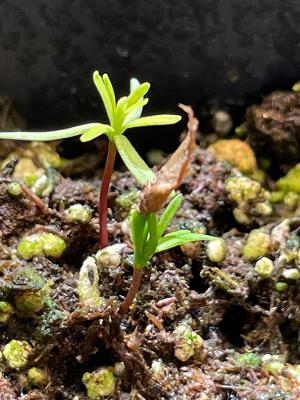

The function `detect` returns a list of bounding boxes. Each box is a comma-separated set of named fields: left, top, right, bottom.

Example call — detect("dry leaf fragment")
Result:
left=140, top=104, right=197, bottom=213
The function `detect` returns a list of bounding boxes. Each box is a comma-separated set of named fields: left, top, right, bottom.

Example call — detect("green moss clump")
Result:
left=225, top=176, right=261, bottom=203
left=206, top=238, right=226, bottom=262
left=235, top=352, right=262, bottom=368
left=17, top=235, right=44, bottom=260
left=7, top=181, right=22, bottom=196
left=36, top=302, right=66, bottom=338
left=41, top=233, right=67, bottom=258
left=225, top=175, right=272, bottom=224
left=13, top=157, right=43, bottom=187
left=95, top=244, right=126, bottom=269
left=17, top=232, right=67, bottom=260
left=277, top=164, right=300, bottom=193
left=3, top=340, right=32, bottom=369
left=27, top=367, right=48, bottom=387
left=82, top=367, right=116, bottom=399
left=254, top=257, right=274, bottom=279
left=12, top=268, right=49, bottom=318
left=0, top=301, right=14, bottom=325
left=65, top=204, right=93, bottom=224
left=243, top=229, right=271, bottom=261
left=173, top=321, right=203, bottom=362
left=20, top=267, right=45, bottom=289
left=275, top=282, right=288, bottom=292
left=14, top=290, right=47, bottom=317
left=115, top=190, right=140, bottom=216
left=282, top=268, right=300, bottom=280
left=262, top=354, right=285, bottom=374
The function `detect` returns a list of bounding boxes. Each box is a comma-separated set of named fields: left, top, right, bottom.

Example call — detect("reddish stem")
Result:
left=20, top=182, right=46, bottom=211
left=118, top=268, right=143, bottom=316
left=99, top=141, right=117, bottom=248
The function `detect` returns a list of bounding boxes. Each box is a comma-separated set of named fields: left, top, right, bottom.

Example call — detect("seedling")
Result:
left=0, top=71, right=181, bottom=248
left=119, top=120, right=216, bottom=315
left=118, top=194, right=215, bottom=316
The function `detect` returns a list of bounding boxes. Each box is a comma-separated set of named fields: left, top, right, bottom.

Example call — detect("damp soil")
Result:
left=1, top=91, right=300, bottom=400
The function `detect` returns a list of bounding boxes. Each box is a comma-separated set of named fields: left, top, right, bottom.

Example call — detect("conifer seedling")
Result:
left=119, top=115, right=216, bottom=316
left=0, top=71, right=181, bottom=248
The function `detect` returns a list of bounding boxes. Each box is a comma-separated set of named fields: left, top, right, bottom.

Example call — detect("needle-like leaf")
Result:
left=123, top=98, right=149, bottom=124
left=80, top=123, right=114, bottom=142
left=144, top=213, right=158, bottom=260
left=0, top=123, right=101, bottom=141
left=103, top=73, right=116, bottom=111
left=131, top=209, right=148, bottom=268
left=114, top=135, right=155, bottom=184
left=123, top=114, right=181, bottom=130
left=93, top=71, right=114, bottom=125
left=127, top=82, right=150, bottom=108
left=157, top=193, right=183, bottom=237
left=114, top=96, right=128, bottom=128
left=156, top=232, right=215, bottom=253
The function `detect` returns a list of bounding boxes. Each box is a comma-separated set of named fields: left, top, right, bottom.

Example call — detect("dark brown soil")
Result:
left=1, top=101, right=300, bottom=399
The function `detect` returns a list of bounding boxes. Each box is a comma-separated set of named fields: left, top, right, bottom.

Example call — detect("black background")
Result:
left=0, top=0, right=299, bottom=149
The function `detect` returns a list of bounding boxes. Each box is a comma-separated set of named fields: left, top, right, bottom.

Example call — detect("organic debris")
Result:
left=1, top=92, right=300, bottom=400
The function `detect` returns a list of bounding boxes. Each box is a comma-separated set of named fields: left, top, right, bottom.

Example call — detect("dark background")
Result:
left=0, top=0, right=300, bottom=150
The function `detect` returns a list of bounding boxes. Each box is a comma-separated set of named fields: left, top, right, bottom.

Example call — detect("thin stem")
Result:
left=99, top=141, right=117, bottom=248
left=118, top=268, right=143, bottom=316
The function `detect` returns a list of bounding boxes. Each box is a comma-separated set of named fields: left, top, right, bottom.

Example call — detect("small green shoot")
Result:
left=132, top=194, right=214, bottom=268
left=118, top=108, right=216, bottom=316
left=0, top=71, right=181, bottom=248
left=119, top=194, right=215, bottom=316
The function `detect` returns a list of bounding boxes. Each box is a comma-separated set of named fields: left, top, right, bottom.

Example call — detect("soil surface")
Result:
left=1, top=91, right=300, bottom=399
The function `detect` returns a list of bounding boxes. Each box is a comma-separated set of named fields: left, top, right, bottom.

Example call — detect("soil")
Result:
left=1, top=92, right=300, bottom=400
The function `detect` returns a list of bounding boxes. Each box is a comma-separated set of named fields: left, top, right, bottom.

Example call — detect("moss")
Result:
left=0, top=301, right=14, bottom=325
left=20, top=267, right=45, bottom=289
left=115, top=190, right=140, bottom=216
left=206, top=267, right=239, bottom=293
left=275, top=282, right=288, bottom=292
left=3, top=340, right=32, bottom=369
left=254, top=257, right=274, bottom=279
left=208, top=139, right=257, bottom=173
left=18, top=232, right=67, bottom=260
left=77, top=257, right=103, bottom=308
left=41, top=233, right=67, bottom=258
left=17, top=235, right=44, bottom=260
left=151, top=359, right=165, bottom=380
left=235, top=352, right=262, bottom=368
left=283, top=191, right=299, bottom=210
left=65, top=204, right=93, bottom=223
left=248, top=168, right=266, bottom=183
left=255, top=202, right=272, bottom=216
left=243, top=229, right=270, bottom=261
left=13, top=157, right=43, bottom=187
left=82, top=367, right=116, bottom=399
left=173, top=321, right=203, bottom=362
left=14, top=290, right=47, bottom=317
left=95, top=244, right=126, bottom=269
left=282, top=268, right=300, bottom=280
left=277, top=164, right=300, bottom=193
left=262, top=354, right=285, bottom=374
left=36, top=303, right=66, bottom=338
left=27, top=367, right=48, bottom=387
left=270, top=191, right=285, bottom=203
left=206, top=238, right=226, bottom=262
left=7, top=181, right=22, bottom=196
left=225, top=176, right=261, bottom=203
left=281, top=236, right=299, bottom=263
